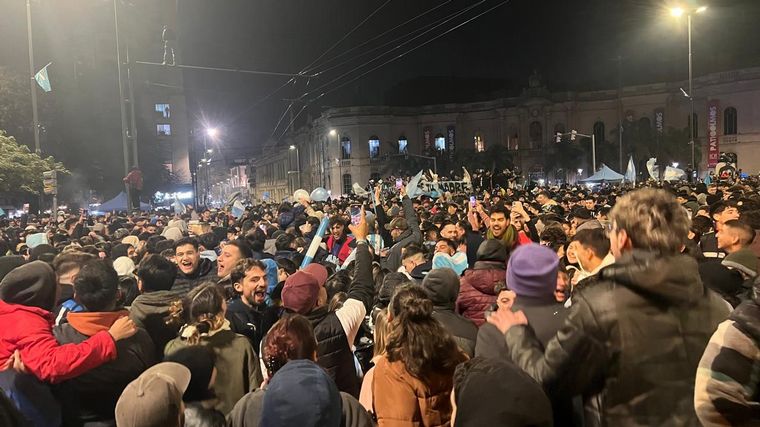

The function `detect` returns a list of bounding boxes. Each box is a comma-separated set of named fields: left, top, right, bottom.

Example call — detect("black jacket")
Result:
left=53, top=313, right=155, bottom=426
left=424, top=269, right=478, bottom=357
left=384, top=197, right=422, bottom=272
left=226, top=298, right=264, bottom=354
left=173, top=257, right=218, bottom=294
left=506, top=250, right=730, bottom=426
left=304, top=242, right=375, bottom=398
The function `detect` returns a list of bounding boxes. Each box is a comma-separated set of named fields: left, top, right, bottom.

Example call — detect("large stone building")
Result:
left=251, top=67, right=760, bottom=201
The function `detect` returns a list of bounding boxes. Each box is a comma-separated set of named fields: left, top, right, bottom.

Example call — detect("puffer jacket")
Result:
left=456, top=261, right=505, bottom=326
left=372, top=356, right=457, bottom=427
left=172, top=258, right=218, bottom=295
left=506, top=250, right=730, bottom=426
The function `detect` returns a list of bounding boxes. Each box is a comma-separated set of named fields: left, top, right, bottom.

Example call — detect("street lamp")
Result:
left=329, top=129, right=337, bottom=137
left=670, top=4, right=707, bottom=181
left=672, top=162, right=679, bottom=168
left=206, top=127, right=218, bottom=138
left=289, top=145, right=301, bottom=190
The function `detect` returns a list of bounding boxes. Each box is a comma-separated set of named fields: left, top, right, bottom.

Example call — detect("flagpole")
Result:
left=25, top=0, right=40, bottom=154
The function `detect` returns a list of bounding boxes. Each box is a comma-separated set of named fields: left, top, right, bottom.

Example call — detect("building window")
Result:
left=593, top=121, right=605, bottom=143
left=398, top=137, right=408, bottom=154
left=687, top=114, right=699, bottom=139
left=724, top=107, right=737, bottom=135
left=157, top=123, right=171, bottom=136
left=342, top=173, right=352, bottom=195
left=369, top=136, right=380, bottom=159
left=155, top=103, right=170, bottom=118
left=434, top=134, right=446, bottom=151
left=474, top=134, right=485, bottom=152
left=340, top=137, right=351, bottom=159
left=530, top=121, right=543, bottom=145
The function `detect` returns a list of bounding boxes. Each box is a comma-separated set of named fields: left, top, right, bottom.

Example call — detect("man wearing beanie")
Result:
left=456, top=240, right=507, bottom=326
left=422, top=268, right=477, bottom=357
left=506, top=244, right=568, bottom=346
left=280, top=210, right=375, bottom=398
left=488, top=188, right=730, bottom=425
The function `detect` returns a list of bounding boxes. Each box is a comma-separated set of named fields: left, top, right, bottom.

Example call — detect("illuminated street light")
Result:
left=577, top=169, right=583, bottom=175
left=329, top=129, right=337, bottom=137
left=289, top=145, right=296, bottom=150
left=206, top=148, right=213, bottom=153
left=696, top=6, right=707, bottom=13
left=670, top=7, right=683, bottom=17
left=672, top=162, right=679, bottom=168
left=206, top=127, right=218, bottom=138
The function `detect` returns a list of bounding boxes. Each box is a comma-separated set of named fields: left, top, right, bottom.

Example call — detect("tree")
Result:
left=0, top=67, right=55, bottom=151
left=0, top=130, right=68, bottom=194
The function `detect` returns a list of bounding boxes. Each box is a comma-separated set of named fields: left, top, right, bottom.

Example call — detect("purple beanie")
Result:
left=506, top=243, right=559, bottom=302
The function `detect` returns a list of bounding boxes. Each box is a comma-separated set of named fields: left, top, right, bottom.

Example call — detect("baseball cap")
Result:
left=115, top=362, right=191, bottom=427
left=384, top=217, right=409, bottom=231
left=303, top=263, right=328, bottom=286
left=281, top=271, right=321, bottom=315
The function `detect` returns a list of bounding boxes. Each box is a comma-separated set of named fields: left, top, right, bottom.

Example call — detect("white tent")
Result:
left=580, top=164, right=624, bottom=182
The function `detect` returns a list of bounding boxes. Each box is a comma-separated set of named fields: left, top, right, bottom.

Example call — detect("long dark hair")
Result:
left=385, top=285, right=467, bottom=381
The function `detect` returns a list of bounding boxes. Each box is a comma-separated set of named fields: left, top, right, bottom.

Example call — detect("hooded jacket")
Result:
left=0, top=261, right=117, bottom=384
left=456, top=261, right=505, bottom=326
left=129, top=289, right=184, bottom=359
left=172, top=257, right=218, bottom=294
left=422, top=268, right=477, bottom=357
left=506, top=250, right=730, bottom=426
left=53, top=310, right=156, bottom=426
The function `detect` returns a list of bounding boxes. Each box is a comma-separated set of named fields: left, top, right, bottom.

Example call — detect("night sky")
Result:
left=2, top=0, right=760, bottom=157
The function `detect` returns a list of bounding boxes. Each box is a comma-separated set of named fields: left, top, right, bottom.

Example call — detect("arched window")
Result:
left=368, top=136, right=380, bottom=159
left=434, top=134, right=446, bottom=151
left=687, top=114, right=699, bottom=139
left=342, top=174, right=352, bottom=195
left=398, top=136, right=408, bottom=154
left=593, top=121, right=605, bottom=143
left=724, top=107, right=737, bottom=135
left=340, top=136, right=351, bottom=159
left=530, top=121, right=543, bottom=145
left=474, top=134, right=485, bottom=152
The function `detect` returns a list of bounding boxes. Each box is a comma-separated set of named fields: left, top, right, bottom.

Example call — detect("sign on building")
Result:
left=707, top=100, right=720, bottom=168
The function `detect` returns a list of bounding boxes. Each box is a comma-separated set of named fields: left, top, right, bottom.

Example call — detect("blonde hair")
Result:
left=373, top=309, right=391, bottom=358
left=610, top=188, right=689, bottom=255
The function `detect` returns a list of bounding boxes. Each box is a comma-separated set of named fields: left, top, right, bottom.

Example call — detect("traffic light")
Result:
left=555, top=132, right=562, bottom=143
left=570, top=130, right=577, bottom=141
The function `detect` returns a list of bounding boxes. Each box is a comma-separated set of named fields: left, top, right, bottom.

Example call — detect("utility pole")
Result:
left=25, top=0, right=40, bottom=154
left=113, top=0, right=132, bottom=207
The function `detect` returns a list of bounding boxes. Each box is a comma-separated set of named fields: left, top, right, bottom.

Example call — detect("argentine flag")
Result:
left=34, top=62, right=52, bottom=92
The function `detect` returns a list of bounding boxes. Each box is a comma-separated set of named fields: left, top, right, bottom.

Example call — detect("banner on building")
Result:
left=707, top=100, right=720, bottom=168
left=423, top=127, right=432, bottom=153
left=447, top=126, right=456, bottom=159
left=654, top=108, right=664, bottom=135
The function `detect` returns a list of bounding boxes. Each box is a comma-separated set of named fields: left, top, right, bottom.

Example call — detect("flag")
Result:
left=172, top=199, right=186, bottom=215
left=34, top=62, right=52, bottom=92
left=646, top=158, right=659, bottom=180
left=624, top=156, right=636, bottom=183
left=231, top=200, right=245, bottom=218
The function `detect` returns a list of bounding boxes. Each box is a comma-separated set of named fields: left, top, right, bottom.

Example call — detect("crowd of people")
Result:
left=0, top=173, right=760, bottom=426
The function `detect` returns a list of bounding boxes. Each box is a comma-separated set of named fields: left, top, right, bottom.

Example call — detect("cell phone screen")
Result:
left=469, top=196, right=476, bottom=207
left=395, top=179, right=403, bottom=189
left=350, top=205, right=361, bottom=225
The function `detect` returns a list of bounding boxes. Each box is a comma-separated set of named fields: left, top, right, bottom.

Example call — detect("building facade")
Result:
left=251, top=67, right=760, bottom=201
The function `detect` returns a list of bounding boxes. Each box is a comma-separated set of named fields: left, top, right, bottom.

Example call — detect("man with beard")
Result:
left=217, top=239, right=254, bottom=299
left=226, top=259, right=268, bottom=354
left=487, top=205, right=517, bottom=250
left=172, top=237, right=217, bottom=294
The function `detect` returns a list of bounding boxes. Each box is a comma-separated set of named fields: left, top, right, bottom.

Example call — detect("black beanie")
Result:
left=0, top=261, right=57, bottom=311
left=0, top=256, right=25, bottom=282
left=378, top=272, right=410, bottom=306
left=164, top=346, right=217, bottom=402
left=476, top=240, right=507, bottom=263
left=29, top=244, right=56, bottom=263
